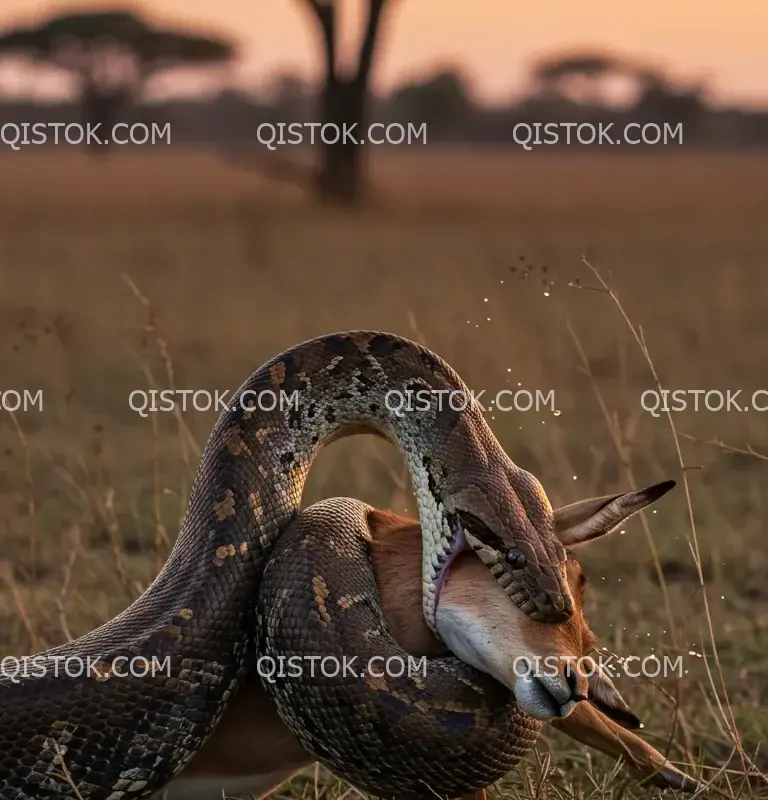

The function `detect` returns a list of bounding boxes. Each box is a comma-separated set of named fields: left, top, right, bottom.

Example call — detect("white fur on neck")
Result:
left=436, top=597, right=575, bottom=721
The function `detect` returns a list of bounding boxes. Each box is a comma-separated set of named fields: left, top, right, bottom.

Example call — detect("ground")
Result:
left=0, top=149, right=766, bottom=798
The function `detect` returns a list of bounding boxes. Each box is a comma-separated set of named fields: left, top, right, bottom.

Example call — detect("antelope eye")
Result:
left=505, top=547, right=527, bottom=569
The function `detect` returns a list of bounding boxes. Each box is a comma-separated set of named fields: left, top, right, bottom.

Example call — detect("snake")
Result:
left=0, top=330, right=572, bottom=799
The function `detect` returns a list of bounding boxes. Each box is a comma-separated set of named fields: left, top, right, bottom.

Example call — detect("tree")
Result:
left=298, top=0, right=394, bottom=206
left=631, top=69, right=707, bottom=139
left=0, top=9, right=234, bottom=153
left=388, top=69, right=473, bottom=137
left=532, top=51, right=619, bottom=106
left=268, top=71, right=313, bottom=120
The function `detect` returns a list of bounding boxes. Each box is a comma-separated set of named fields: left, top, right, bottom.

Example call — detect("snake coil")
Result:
left=0, top=331, right=570, bottom=799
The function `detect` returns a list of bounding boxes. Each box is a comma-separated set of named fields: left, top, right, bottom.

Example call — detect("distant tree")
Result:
left=533, top=51, right=620, bottom=105
left=0, top=9, right=234, bottom=153
left=388, top=69, right=473, bottom=136
left=631, top=70, right=707, bottom=138
left=298, top=0, right=395, bottom=206
left=268, top=71, right=313, bottom=120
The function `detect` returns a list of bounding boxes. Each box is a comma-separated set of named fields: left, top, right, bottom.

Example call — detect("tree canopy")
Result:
left=0, top=9, right=234, bottom=90
left=0, top=8, right=235, bottom=149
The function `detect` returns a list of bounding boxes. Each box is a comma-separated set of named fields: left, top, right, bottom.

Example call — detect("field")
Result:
left=1, top=149, right=767, bottom=798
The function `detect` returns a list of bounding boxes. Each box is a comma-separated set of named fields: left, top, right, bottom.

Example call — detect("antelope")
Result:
left=155, top=493, right=700, bottom=799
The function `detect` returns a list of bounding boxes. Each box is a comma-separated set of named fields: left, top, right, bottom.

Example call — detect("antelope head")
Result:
left=435, top=481, right=675, bottom=722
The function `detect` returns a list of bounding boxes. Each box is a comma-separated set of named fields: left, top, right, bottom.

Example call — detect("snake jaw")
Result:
left=424, top=515, right=468, bottom=631
left=462, top=521, right=572, bottom=623
left=433, top=525, right=468, bottom=606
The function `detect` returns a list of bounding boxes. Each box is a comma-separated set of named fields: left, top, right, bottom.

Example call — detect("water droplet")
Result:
left=486, top=317, right=491, bottom=322
left=483, top=298, right=489, bottom=302
left=543, top=291, right=550, bottom=297
left=572, top=475, right=578, bottom=480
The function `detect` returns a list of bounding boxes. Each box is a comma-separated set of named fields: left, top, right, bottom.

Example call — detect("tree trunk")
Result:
left=313, top=78, right=367, bottom=206
left=82, top=88, right=123, bottom=157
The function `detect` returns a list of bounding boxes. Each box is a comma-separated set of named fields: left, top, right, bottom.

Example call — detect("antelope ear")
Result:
left=586, top=661, right=642, bottom=730
left=553, top=480, right=676, bottom=548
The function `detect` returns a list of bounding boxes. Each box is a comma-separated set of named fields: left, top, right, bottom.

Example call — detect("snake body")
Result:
left=259, top=496, right=541, bottom=799
left=0, top=331, right=570, bottom=799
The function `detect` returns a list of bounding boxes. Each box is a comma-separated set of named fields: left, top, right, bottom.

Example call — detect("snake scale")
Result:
left=258, top=496, right=541, bottom=799
left=0, top=331, right=572, bottom=799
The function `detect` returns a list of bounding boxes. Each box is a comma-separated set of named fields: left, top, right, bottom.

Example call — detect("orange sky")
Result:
left=0, top=0, right=765, bottom=106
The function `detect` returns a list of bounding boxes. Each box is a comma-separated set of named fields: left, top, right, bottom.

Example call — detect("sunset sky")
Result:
left=0, top=0, right=765, bottom=107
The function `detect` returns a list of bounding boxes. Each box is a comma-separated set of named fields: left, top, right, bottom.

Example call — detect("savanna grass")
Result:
left=1, top=148, right=767, bottom=798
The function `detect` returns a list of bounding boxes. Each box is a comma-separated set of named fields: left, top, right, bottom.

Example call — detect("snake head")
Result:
left=445, top=468, right=573, bottom=624
left=445, top=474, right=677, bottom=626
left=458, top=508, right=572, bottom=623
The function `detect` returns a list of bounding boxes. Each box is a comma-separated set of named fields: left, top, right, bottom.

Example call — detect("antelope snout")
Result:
left=513, top=658, right=589, bottom=721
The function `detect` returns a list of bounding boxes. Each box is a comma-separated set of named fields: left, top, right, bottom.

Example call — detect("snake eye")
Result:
left=505, top=547, right=527, bottom=569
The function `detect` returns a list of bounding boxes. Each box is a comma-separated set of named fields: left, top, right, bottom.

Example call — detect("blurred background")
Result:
left=0, top=2, right=766, bottom=798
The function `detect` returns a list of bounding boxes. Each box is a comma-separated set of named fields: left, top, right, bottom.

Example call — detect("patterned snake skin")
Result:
left=258, top=497, right=541, bottom=799
left=0, top=331, right=570, bottom=799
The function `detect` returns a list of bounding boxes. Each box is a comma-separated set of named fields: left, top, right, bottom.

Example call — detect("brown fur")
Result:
left=369, top=508, right=598, bottom=678
left=367, top=508, right=447, bottom=658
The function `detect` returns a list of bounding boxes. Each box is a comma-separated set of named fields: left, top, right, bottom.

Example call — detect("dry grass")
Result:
left=1, top=148, right=767, bottom=798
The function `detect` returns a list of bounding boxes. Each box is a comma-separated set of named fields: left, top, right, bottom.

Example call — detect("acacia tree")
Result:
left=0, top=9, right=234, bottom=152
left=533, top=51, right=619, bottom=106
left=299, top=0, right=393, bottom=206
